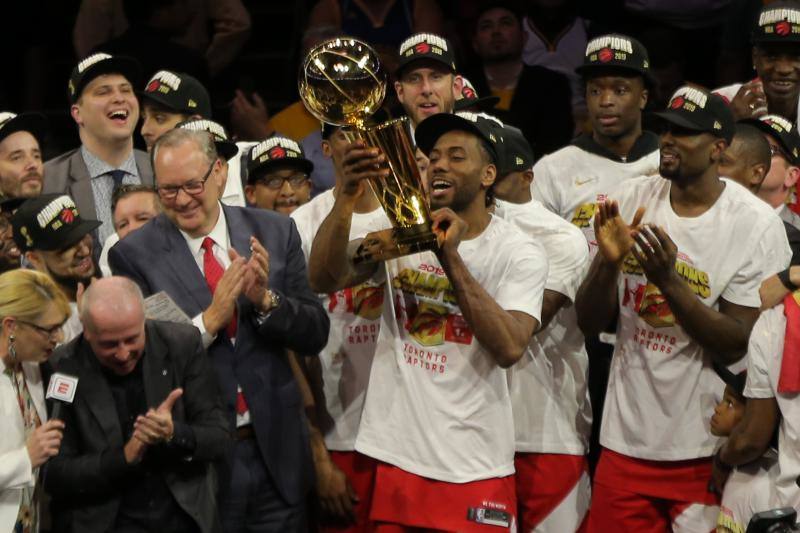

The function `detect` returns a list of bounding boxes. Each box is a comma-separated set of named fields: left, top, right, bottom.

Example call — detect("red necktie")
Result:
left=778, top=292, right=800, bottom=393
left=201, top=237, right=237, bottom=339
left=201, top=237, right=248, bottom=416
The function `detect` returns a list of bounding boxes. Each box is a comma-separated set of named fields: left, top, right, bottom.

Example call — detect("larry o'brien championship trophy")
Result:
left=299, top=37, right=438, bottom=263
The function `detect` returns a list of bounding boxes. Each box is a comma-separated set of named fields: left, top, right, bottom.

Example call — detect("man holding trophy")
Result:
left=302, top=38, right=548, bottom=530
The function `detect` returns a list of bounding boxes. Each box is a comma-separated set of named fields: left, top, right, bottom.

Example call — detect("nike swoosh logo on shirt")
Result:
left=575, top=177, right=597, bottom=186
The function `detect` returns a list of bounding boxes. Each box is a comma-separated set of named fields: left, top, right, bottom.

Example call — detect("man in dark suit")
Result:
left=109, top=127, right=329, bottom=530
left=46, top=276, right=229, bottom=533
left=44, top=53, right=154, bottom=253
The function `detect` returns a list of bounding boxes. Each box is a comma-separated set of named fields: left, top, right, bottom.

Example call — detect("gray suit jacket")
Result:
left=43, top=147, right=154, bottom=221
left=46, top=320, right=229, bottom=533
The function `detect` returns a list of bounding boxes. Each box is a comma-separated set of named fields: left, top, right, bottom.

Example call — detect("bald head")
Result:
left=80, top=276, right=145, bottom=333
left=718, top=124, right=771, bottom=193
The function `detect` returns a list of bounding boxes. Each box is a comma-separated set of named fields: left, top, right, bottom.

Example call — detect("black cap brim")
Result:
left=0, top=113, right=48, bottom=145
left=72, top=56, right=141, bottom=102
left=454, top=95, right=500, bottom=112
left=649, top=110, right=713, bottom=135
left=740, top=118, right=800, bottom=165
left=576, top=64, right=656, bottom=87
left=0, top=197, right=25, bottom=214
left=247, top=158, right=315, bottom=183
left=396, top=56, right=456, bottom=79
left=414, top=113, right=497, bottom=159
left=215, top=140, right=239, bottom=162
left=15, top=218, right=101, bottom=252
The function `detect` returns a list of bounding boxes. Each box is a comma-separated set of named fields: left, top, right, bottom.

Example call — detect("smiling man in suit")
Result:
left=46, top=276, right=229, bottom=533
left=108, top=127, right=329, bottom=530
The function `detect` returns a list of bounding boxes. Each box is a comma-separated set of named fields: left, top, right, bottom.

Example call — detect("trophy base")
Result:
left=353, top=224, right=439, bottom=265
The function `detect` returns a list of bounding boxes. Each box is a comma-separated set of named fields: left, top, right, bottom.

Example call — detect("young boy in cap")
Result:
left=44, top=53, right=152, bottom=249
left=11, top=193, right=102, bottom=344
left=394, top=32, right=462, bottom=129
left=577, top=86, right=792, bottom=532
left=709, top=366, right=778, bottom=533
left=493, top=125, right=592, bottom=532
left=0, top=112, right=48, bottom=200
left=290, top=121, right=389, bottom=529
left=246, top=136, right=314, bottom=216
left=139, top=70, right=212, bottom=151
left=307, top=111, right=548, bottom=530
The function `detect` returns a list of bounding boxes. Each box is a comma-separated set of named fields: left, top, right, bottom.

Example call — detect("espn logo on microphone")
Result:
left=46, top=373, right=78, bottom=403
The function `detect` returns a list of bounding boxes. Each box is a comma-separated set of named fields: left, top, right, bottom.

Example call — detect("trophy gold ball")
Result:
left=299, top=38, right=386, bottom=127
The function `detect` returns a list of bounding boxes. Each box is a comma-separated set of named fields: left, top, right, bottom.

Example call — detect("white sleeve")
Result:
left=494, top=238, right=549, bottom=323
left=289, top=210, right=314, bottom=265
left=0, top=447, right=33, bottom=491
left=723, top=223, right=791, bottom=307
left=531, top=159, right=559, bottom=215
left=543, top=227, right=589, bottom=301
left=192, top=314, right=217, bottom=349
left=744, top=307, right=783, bottom=399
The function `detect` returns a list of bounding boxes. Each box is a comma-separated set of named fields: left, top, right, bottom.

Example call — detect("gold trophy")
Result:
left=299, top=37, right=438, bottom=263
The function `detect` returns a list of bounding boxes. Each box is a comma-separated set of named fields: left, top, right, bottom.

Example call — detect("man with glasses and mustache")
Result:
left=109, top=127, right=329, bottom=529
left=245, top=136, right=314, bottom=215
left=11, top=194, right=102, bottom=346
left=0, top=112, right=47, bottom=201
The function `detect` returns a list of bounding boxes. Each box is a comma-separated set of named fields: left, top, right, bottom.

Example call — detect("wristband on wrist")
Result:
left=778, top=268, right=799, bottom=292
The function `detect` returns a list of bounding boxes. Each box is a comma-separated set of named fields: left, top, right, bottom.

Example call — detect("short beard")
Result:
left=47, top=261, right=98, bottom=298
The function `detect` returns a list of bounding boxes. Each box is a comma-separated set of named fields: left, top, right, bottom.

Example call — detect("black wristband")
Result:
left=778, top=268, right=799, bottom=292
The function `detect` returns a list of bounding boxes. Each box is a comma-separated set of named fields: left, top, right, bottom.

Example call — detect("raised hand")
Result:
left=728, top=80, right=768, bottom=121
left=594, top=200, right=645, bottom=265
left=238, top=237, right=271, bottom=308
left=431, top=208, right=469, bottom=254
left=340, top=140, right=389, bottom=197
left=631, top=225, right=679, bottom=290
left=203, top=254, right=247, bottom=335
left=133, top=388, right=184, bottom=446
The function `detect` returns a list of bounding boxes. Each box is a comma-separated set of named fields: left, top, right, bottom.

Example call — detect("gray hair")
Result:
left=80, top=276, right=145, bottom=332
left=151, top=128, right=219, bottom=172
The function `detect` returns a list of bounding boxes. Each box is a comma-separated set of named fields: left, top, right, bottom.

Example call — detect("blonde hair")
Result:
left=0, top=269, right=70, bottom=325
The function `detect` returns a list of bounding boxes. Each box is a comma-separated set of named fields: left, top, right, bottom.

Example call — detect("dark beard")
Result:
left=47, top=260, right=98, bottom=297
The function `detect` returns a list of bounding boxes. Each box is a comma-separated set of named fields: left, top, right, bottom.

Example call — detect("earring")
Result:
left=8, top=335, right=16, bottom=364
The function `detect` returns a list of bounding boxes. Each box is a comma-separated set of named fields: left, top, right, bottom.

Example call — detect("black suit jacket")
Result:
left=46, top=320, right=229, bottom=533
left=463, top=64, right=574, bottom=158
left=108, top=205, right=329, bottom=505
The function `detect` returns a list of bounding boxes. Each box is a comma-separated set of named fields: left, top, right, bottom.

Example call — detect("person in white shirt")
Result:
left=714, top=292, right=800, bottom=518
left=493, top=124, right=591, bottom=532
left=576, top=85, right=792, bottom=532
left=307, top=112, right=548, bottom=531
left=709, top=366, right=778, bottom=533
left=291, top=122, right=390, bottom=529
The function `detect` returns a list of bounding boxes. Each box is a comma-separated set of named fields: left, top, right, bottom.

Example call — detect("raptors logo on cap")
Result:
left=415, top=42, right=431, bottom=54
left=146, top=80, right=160, bottom=93
left=268, top=146, right=287, bottom=160
left=598, top=48, right=614, bottom=63
left=60, top=208, right=75, bottom=224
left=462, top=86, right=476, bottom=99
left=776, top=20, right=792, bottom=36
left=670, top=96, right=685, bottom=109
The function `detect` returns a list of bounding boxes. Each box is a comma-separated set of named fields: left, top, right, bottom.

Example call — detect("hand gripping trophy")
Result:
left=299, top=37, right=438, bottom=263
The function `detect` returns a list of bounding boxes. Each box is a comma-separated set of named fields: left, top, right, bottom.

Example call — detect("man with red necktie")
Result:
left=109, top=127, right=329, bottom=531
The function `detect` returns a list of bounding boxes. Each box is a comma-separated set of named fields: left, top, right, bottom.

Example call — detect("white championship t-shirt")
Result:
left=497, top=200, right=593, bottom=455
left=532, top=133, right=660, bottom=255
left=745, top=302, right=800, bottom=511
left=602, top=176, right=792, bottom=461
left=291, top=190, right=391, bottom=450
left=354, top=215, right=549, bottom=482
left=717, top=450, right=779, bottom=533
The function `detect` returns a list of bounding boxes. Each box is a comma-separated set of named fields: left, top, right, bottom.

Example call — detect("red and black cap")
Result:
left=68, top=53, right=141, bottom=103
left=247, top=136, right=314, bottom=182
left=752, top=1, right=800, bottom=45
left=11, top=194, right=101, bottom=252
left=141, top=70, right=212, bottom=118
left=176, top=118, right=239, bottom=161
left=397, top=33, right=457, bottom=78
left=415, top=111, right=504, bottom=161
left=576, top=33, right=654, bottom=85
left=497, top=125, right=534, bottom=175
left=0, top=112, right=48, bottom=145
left=651, top=86, right=735, bottom=143
left=453, top=77, right=500, bottom=113
left=742, top=114, right=800, bottom=164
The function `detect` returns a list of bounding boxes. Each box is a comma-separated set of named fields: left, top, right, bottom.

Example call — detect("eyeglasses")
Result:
left=156, top=160, right=215, bottom=200
left=254, top=174, right=310, bottom=190
left=18, top=319, right=64, bottom=340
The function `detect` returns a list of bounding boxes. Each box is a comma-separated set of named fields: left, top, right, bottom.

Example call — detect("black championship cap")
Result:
left=415, top=111, right=503, bottom=161
left=247, top=136, right=314, bottom=181
left=651, top=86, right=735, bottom=143
left=497, top=125, right=534, bottom=175
left=68, top=53, right=141, bottom=103
left=752, top=1, right=800, bottom=45
left=576, top=33, right=654, bottom=85
left=0, top=112, right=48, bottom=145
left=141, top=70, right=212, bottom=118
left=176, top=119, right=239, bottom=161
left=397, top=33, right=457, bottom=77
left=741, top=114, right=800, bottom=164
left=712, top=362, right=747, bottom=397
left=11, top=194, right=101, bottom=252
left=453, top=77, right=500, bottom=113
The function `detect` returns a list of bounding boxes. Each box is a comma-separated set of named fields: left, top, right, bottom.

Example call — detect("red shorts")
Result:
left=515, top=453, right=589, bottom=532
left=369, top=463, right=516, bottom=532
left=320, top=451, right=378, bottom=533
left=588, top=448, right=720, bottom=533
